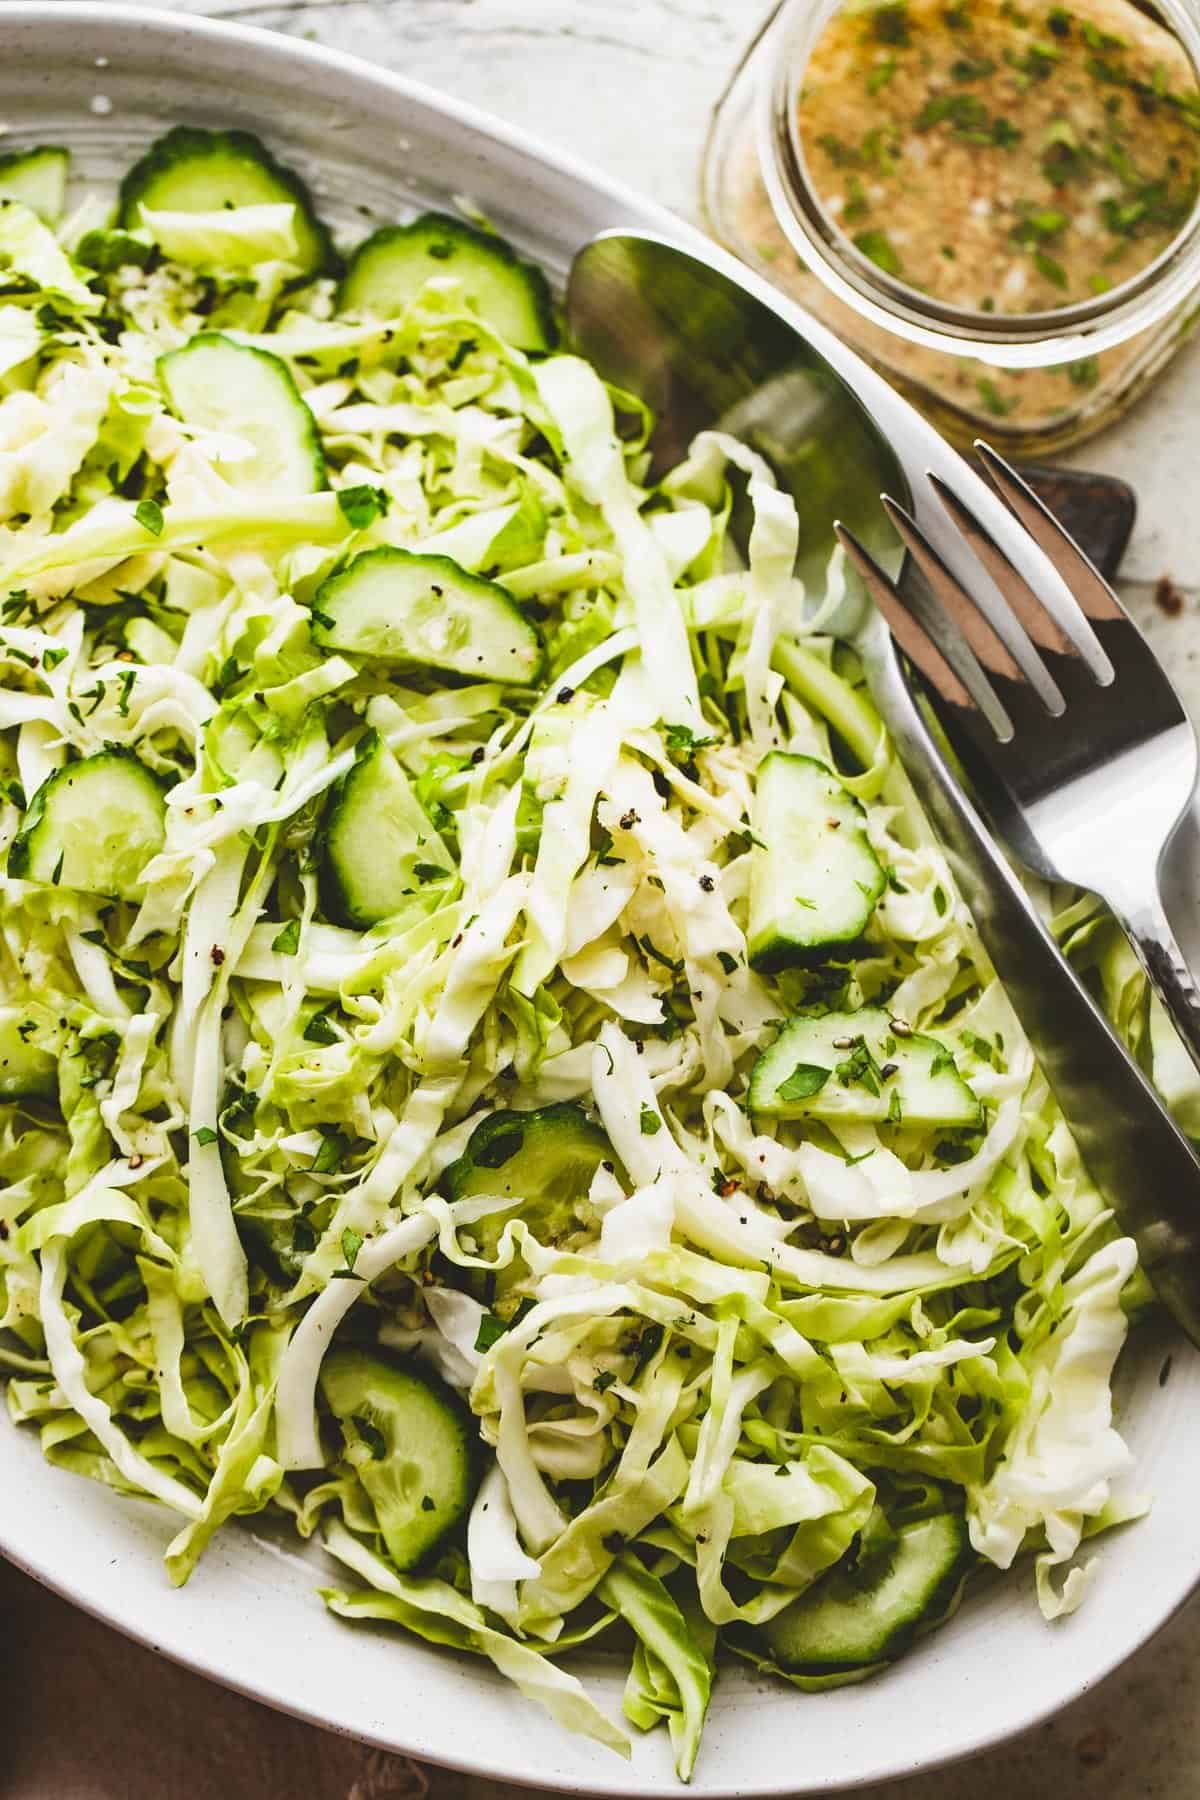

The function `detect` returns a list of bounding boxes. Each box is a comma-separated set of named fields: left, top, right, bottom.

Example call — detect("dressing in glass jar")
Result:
left=703, top=0, right=1200, bottom=452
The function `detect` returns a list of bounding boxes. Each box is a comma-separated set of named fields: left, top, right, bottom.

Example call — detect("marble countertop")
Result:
left=8, top=3, right=1200, bottom=1797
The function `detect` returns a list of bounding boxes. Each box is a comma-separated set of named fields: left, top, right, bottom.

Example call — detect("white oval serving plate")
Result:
left=1, top=7, right=1198, bottom=1793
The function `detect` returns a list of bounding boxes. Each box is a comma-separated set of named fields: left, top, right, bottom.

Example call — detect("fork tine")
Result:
left=881, top=494, right=1064, bottom=717
left=835, top=521, right=1013, bottom=743
left=975, top=441, right=1123, bottom=660
left=927, top=472, right=1088, bottom=669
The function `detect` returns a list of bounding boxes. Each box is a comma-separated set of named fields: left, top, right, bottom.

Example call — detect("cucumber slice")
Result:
left=747, top=753, right=885, bottom=973
left=158, top=332, right=326, bottom=498
left=319, top=1347, right=476, bottom=1571
left=0, top=147, right=69, bottom=223
left=444, top=1102, right=614, bottom=1253
left=762, top=1513, right=970, bottom=1672
left=322, top=730, right=452, bottom=928
left=118, top=126, right=333, bottom=275
left=8, top=750, right=165, bottom=901
left=749, top=1006, right=981, bottom=1128
left=0, top=1004, right=56, bottom=1104
left=311, top=547, right=543, bottom=685
left=339, top=214, right=555, bottom=351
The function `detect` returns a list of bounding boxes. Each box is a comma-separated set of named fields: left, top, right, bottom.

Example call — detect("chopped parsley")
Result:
left=776, top=1062, right=831, bottom=1101
left=853, top=228, right=902, bottom=275
left=272, top=918, right=302, bottom=955
left=336, top=483, right=390, bottom=530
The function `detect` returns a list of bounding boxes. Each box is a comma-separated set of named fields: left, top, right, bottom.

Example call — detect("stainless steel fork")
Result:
left=837, top=443, right=1200, bottom=1078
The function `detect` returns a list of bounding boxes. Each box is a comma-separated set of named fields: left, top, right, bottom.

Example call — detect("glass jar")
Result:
left=702, top=0, right=1200, bottom=454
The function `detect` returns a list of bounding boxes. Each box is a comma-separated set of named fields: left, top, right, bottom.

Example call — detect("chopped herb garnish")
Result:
left=951, top=53, right=996, bottom=79
left=976, top=378, right=1014, bottom=417
left=853, top=228, right=902, bottom=275
left=835, top=1039, right=882, bottom=1097
left=135, top=498, right=164, bottom=536
left=303, top=1010, right=339, bottom=1045
left=2, top=591, right=33, bottom=624
left=192, top=1125, right=219, bottom=1147
left=639, top=934, right=683, bottom=975
left=870, top=3, right=910, bottom=45
left=844, top=175, right=870, bottom=221
left=777, top=1062, right=831, bottom=1101
left=312, top=1128, right=350, bottom=1174
left=272, top=918, right=302, bottom=955
left=336, top=483, right=390, bottom=530
left=475, top=1312, right=508, bottom=1353
left=639, top=1104, right=663, bottom=1136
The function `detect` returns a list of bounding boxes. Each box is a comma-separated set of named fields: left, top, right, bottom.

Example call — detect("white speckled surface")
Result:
left=7, top=4, right=1200, bottom=1797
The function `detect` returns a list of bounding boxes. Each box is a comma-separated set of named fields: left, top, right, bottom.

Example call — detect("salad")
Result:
left=0, top=127, right=1160, bottom=1779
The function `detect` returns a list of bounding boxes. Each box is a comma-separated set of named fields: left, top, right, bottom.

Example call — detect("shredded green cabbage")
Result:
left=0, top=159, right=1170, bottom=1782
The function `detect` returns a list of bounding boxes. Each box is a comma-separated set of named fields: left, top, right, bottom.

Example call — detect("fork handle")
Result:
left=1122, top=893, right=1200, bottom=1082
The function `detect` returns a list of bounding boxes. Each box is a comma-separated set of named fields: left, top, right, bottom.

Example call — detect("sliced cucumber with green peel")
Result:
left=319, top=1347, right=476, bottom=1571
left=444, top=1102, right=614, bottom=1252
left=339, top=214, right=555, bottom=351
left=747, top=753, right=884, bottom=973
left=158, top=332, right=326, bottom=498
left=311, top=547, right=543, bottom=684
left=118, top=126, right=333, bottom=275
left=761, top=1513, right=970, bottom=1672
left=0, top=147, right=69, bottom=223
left=322, top=729, right=452, bottom=928
left=0, top=1004, right=56, bottom=1103
left=749, top=1006, right=981, bottom=1128
left=8, top=750, right=165, bottom=901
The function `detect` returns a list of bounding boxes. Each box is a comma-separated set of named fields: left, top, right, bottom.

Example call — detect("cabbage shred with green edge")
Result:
left=0, top=159, right=1165, bottom=1781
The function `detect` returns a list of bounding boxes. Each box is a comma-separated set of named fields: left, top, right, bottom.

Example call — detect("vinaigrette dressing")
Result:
left=702, top=0, right=1200, bottom=450
left=799, top=0, right=1200, bottom=314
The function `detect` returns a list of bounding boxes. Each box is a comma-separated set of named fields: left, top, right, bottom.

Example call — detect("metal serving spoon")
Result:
left=566, top=229, right=1200, bottom=1342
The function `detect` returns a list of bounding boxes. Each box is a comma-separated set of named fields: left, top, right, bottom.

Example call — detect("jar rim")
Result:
left=758, top=0, right=1200, bottom=368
